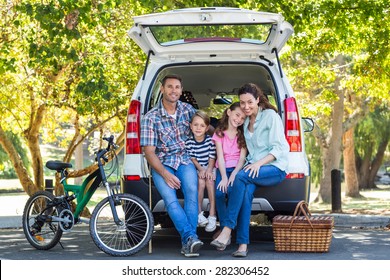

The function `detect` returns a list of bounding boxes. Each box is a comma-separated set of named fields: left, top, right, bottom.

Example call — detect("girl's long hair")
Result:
left=214, top=102, right=246, bottom=149
left=238, top=83, right=277, bottom=112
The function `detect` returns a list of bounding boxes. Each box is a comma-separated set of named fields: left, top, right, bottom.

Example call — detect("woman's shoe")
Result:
left=232, top=250, right=248, bottom=257
left=217, top=237, right=231, bottom=251
left=212, top=229, right=221, bottom=240
left=210, top=238, right=230, bottom=251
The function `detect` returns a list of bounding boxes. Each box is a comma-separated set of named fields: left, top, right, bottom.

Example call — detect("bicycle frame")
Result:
left=62, top=168, right=103, bottom=220
left=60, top=145, right=121, bottom=225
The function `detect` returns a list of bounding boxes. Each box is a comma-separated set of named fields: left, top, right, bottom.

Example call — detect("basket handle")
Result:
left=289, top=200, right=313, bottom=229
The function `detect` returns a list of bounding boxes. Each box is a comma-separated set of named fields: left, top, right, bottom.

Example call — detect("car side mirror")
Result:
left=302, top=117, right=314, bottom=132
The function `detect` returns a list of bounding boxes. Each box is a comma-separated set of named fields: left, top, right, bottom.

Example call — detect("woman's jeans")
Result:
left=224, top=165, right=287, bottom=245
left=152, top=163, right=199, bottom=245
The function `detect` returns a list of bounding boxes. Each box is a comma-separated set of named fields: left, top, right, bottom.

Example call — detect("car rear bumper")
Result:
left=253, top=176, right=311, bottom=213
left=122, top=176, right=310, bottom=215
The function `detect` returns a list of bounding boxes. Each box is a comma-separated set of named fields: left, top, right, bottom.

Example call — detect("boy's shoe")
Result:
left=181, top=236, right=204, bottom=257
left=205, top=216, right=217, bottom=232
left=198, top=212, right=208, bottom=227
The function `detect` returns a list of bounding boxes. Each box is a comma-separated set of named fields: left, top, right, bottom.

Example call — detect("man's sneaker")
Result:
left=205, top=216, right=217, bottom=232
left=198, top=212, right=208, bottom=227
left=181, top=237, right=204, bottom=257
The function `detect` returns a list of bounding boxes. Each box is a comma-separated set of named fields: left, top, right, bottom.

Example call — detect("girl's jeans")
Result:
left=215, top=167, right=235, bottom=228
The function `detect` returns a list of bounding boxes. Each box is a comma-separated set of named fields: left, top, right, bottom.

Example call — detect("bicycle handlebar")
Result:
left=96, top=135, right=118, bottom=163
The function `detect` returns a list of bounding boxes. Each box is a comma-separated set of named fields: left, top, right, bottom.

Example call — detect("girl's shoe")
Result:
left=198, top=212, right=208, bottom=226
left=205, top=216, right=217, bottom=232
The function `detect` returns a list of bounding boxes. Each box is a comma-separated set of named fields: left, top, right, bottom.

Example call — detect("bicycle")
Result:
left=22, top=135, right=154, bottom=257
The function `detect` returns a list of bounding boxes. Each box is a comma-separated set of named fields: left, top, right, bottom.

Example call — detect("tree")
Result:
left=244, top=0, right=390, bottom=202
left=0, top=0, right=145, bottom=196
left=355, top=107, right=390, bottom=189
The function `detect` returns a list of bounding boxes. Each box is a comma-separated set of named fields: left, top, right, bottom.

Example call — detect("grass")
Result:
left=309, top=184, right=390, bottom=215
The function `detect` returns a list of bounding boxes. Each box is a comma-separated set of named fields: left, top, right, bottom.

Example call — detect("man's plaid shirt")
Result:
left=141, top=100, right=196, bottom=170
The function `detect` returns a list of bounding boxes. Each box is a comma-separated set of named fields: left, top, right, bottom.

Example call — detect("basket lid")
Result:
left=273, top=215, right=334, bottom=229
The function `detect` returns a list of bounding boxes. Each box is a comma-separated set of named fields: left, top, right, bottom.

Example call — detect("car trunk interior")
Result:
left=148, top=62, right=279, bottom=115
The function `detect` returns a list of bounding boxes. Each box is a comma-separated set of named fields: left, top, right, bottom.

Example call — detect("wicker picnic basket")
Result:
left=272, top=201, right=334, bottom=253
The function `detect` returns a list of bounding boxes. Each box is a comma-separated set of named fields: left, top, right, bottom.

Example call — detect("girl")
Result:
left=185, top=111, right=217, bottom=232
left=211, top=102, right=247, bottom=242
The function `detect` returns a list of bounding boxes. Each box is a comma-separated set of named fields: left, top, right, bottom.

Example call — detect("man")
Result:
left=141, top=74, right=203, bottom=257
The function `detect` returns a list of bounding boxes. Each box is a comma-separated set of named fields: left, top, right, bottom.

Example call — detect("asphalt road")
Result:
left=1, top=225, right=390, bottom=260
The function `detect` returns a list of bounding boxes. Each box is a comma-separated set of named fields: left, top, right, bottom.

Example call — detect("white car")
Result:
left=121, top=7, right=313, bottom=226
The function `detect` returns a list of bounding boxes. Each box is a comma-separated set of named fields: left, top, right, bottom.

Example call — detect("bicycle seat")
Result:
left=46, top=160, right=73, bottom=171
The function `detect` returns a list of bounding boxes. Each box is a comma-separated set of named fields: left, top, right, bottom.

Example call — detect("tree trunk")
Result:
left=343, top=127, right=360, bottom=197
left=318, top=84, right=344, bottom=203
left=25, top=103, right=46, bottom=191
left=357, top=146, right=373, bottom=189
left=74, top=134, right=83, bottom=185
left=0, top=125, right=37, bottom=196
left=357, top=137, right=389, bottom=189
left=368, top=138, right=389, bottom=188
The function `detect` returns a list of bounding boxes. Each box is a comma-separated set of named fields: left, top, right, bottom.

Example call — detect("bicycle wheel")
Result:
left=90, top=193, right=154, bottom=256
left=22, top=190, right=63, bottom=250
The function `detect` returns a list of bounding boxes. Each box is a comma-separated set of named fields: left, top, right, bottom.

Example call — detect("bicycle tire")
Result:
left=90, top=193, right=154, bottom=256
left=22, top=190, right=63, bottom=250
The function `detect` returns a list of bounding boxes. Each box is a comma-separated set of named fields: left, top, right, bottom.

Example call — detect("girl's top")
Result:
left=185, top=134, right=216, bottom=167
left=211, top=132, right=241, bottom=169
left=243, top=109, right=289, bottom=171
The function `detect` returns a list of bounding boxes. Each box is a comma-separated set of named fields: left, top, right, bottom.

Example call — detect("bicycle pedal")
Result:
left=35, top=235, right=44, bottom=242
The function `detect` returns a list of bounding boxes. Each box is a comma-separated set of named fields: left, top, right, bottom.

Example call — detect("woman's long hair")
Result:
left=214, top=102, right=246, bottom=149
left=238, top=83, right=277, bottom=112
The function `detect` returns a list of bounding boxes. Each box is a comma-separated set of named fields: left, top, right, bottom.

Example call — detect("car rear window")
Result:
left=148, top=23, right=273, bottom=47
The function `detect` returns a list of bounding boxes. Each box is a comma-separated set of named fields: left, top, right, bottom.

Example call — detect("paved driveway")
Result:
left=1, top=225, right=390, bottom=260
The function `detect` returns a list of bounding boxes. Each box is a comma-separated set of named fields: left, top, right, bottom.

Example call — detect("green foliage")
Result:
left=1, top=0, right=145, bottom=140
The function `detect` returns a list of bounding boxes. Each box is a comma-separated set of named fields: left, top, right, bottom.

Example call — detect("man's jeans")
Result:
left=224, top=165, right=287, bottom=244
left=152, top=163, right=199, bottom=245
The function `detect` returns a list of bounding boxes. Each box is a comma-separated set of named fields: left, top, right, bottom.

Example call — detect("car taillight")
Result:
left=284, top=97, right=302, bottom=152
left=286, top=173, right=304, bottom=179
left=124, top=175, right=141, bottom=181
left=126, top=100, right=141, bottom=154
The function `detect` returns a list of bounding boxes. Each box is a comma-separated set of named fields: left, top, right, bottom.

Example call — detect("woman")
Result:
left=210, top=83, right=289, bottom=257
